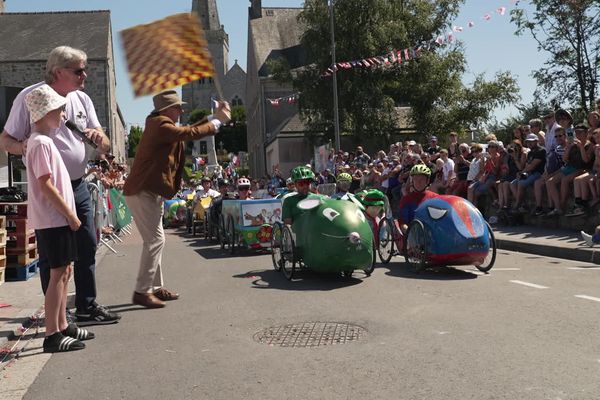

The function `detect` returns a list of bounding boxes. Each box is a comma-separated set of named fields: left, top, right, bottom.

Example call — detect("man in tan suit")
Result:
left=124, top=90, right=230, bottom=308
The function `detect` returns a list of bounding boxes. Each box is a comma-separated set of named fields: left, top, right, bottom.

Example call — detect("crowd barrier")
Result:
left=87, top=176, right=133, bottom=254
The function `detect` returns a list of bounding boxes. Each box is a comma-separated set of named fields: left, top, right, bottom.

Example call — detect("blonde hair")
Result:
left=45, top=46, right=87, bottom=84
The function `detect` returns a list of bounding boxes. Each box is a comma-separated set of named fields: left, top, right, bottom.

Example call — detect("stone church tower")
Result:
left=182, top=0, right=229, bottom=111
left=182, top=0, right=246, bottom=165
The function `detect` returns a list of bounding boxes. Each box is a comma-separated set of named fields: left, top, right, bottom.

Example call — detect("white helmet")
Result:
left=237, top=177, right=251, bottom=188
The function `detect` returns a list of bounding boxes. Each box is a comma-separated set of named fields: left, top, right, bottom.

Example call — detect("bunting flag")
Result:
left=120, top=13, right=215, bottom=97
left=317, top=2, right=518, bottom=79
left=266, top=93, right=300, bottom=107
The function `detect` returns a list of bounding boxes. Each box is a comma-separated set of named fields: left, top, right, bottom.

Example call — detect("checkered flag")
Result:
left=120, top=13, right=215, bottom=97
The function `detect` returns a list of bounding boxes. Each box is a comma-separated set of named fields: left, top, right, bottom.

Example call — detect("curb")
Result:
left=496, top=238, right=600, bottom=265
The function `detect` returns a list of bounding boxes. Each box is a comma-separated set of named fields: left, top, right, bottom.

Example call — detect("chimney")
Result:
left=249, top=0, right=262, bottom=20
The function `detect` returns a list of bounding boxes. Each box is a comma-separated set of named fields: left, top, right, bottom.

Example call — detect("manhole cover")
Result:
left=254, top=322, right=366, bottom=347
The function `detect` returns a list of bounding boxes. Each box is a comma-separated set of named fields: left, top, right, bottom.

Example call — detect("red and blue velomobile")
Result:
left=404, top=195, right=496, bottom=272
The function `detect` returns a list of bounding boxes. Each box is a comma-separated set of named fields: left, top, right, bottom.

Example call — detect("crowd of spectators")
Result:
left=180, top=102, right=600, bottom=224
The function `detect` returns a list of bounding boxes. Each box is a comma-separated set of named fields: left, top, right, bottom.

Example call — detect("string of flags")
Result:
left=266, top=93, right=300, bottom=107
left=266, top=1, right=521, bottom=106
left=322, top=0, right=520, bottom=78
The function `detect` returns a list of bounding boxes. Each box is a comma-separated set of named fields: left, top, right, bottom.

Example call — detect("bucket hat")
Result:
left=25, top=84, right=67, bottom=124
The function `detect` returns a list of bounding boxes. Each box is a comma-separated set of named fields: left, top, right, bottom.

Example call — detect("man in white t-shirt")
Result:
left=0, top=46, right=120, bottom=325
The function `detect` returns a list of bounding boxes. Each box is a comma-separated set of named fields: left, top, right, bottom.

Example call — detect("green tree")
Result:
left=291, top=0, right=519, bottom=146
left=127, top=125, right=143, bottom=158
left=219, top=105, right=247, bottom=153
left=512, top=0, right=600, bottom=113
left=187, top=106, right=248, bottom=153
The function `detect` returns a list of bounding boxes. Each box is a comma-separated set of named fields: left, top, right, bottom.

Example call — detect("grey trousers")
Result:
left=125, top=191, right=165, bottom=293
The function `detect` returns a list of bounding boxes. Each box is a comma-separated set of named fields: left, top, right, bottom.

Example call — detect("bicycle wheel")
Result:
left=281, top=225, right=296, bottom=280
left=475, top=222, right=497, bottom=272
left=378, top=218, right=394, bottom=264
left=271, top=223, right=283, bottom=271
left=405, top=220, right=428, bottom=272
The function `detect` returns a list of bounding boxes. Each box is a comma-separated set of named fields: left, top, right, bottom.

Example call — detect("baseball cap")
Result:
left=25, top=84, right=67, bottom=124
left=408, top=140, right=416, bottom=146
left=525, top=133, right=539, bottom=142
left=430, top=136, right=438, bottom=141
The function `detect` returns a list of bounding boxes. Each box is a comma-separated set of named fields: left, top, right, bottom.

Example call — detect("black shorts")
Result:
left=36, top=226, right=78, bottom=268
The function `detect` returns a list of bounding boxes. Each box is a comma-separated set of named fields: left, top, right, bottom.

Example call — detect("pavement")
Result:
left=0, top=222, right=596, bottom=398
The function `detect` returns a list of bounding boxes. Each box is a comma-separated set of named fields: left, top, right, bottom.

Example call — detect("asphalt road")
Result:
left=19, top=229, right=600, bottom=400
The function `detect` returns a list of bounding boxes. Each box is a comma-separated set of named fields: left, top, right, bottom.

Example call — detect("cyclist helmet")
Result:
left=291, top=165, right=315, bottom=182
left=337, top=172, right=352, bottom=183
left=237, top=177, right=251, bottom=188
left=360, top=189, right=385, bottom=207
left=217, top=179, right=229, bottom=188
left=410, top=164, right=431, bottom=177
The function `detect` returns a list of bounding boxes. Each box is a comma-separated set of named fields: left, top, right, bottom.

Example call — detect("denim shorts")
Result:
left=472, top=175, right=496, bottom=194
left=512, top=171, right=541, bottom=188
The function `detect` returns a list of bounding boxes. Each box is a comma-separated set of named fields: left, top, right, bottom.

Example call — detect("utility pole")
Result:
left=329, top=0, right=341, bottom=152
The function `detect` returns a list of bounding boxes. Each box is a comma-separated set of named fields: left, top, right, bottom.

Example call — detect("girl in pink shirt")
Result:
left=25, top=84, right=94, bottom=352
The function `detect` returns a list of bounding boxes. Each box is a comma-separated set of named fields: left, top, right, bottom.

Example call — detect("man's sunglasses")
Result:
left=238, top=187, right=249, bottom=191
left=66, top=68, right=87, bottom=77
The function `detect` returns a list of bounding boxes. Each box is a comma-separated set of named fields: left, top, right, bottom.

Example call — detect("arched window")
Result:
left=231, top=95, right=243, bottom=106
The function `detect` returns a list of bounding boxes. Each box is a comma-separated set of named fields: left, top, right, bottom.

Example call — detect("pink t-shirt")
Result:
left=26, top=133, right=76, bottom=230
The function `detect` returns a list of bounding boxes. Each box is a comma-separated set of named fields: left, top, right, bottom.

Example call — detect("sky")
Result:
left=5, top=0, right=541, bottom=128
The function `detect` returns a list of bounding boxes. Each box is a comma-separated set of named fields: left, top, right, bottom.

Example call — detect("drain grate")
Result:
left=254, top=322, right=366, bottom=347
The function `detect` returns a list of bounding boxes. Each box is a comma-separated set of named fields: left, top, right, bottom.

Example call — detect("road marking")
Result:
left=509, top=280, right=549, bottom=289
left=574, top=295, right=600, bottom=303
left=567, top=267, right=600, bottom=270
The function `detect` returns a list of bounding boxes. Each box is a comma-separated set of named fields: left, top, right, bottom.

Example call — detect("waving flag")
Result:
left=121, top=13, right=215, bottom=97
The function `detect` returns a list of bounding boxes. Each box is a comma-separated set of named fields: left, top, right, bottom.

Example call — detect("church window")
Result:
left=265, top=9, right=274, bottom=16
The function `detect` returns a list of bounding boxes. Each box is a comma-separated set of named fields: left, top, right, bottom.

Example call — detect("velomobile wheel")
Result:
left=361, top=238, right=376, bottom=276
left=281, top=225, right=296, bottom=280
left=405, top=220, right=428, bottom=272
left=227, top=215, right=236, bottom=255
left=378, top=218, right=394, bottom=264
left=475, top=222, right=496, bottom=272
left=219, top=214, right=228, bottom=250
left=271, top=223, right=283, bottom=271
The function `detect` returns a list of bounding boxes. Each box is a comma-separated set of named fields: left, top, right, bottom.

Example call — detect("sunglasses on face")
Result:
left=238, top=187, right=249, bottom=191
left=555, top=134, right=565, bottom=137
left=67, top=67, right=87, bottom=77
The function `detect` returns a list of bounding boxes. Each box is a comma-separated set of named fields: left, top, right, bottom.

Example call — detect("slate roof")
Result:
left=0, top=11, right=110, bottom=62
left=249, top=8, right=305, bottom=78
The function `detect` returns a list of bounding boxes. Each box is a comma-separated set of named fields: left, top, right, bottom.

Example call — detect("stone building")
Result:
left=182, top=0, right=247, bottom=164
left=0, top=8, right=127, bottom=162
left=246, top=0, right=313, bottom=178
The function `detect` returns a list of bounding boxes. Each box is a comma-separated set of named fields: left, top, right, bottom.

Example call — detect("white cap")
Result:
left=25, top=84, right=66, bottom=124
left=408, top=140, right=417, bottom=146
left=525, top=133, right=539, bottom=142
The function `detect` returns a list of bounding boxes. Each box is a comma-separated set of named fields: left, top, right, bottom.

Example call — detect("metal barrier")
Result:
left=87, top=178, right=133, bottom=254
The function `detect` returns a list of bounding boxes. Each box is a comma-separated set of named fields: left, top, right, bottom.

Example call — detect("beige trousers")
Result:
left=125, top=191, right=165, bottom=293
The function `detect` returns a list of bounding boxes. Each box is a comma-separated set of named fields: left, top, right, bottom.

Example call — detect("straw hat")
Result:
left=152, top=90, right=186, bottom=112
left=25, top=84, right=66, bottom=124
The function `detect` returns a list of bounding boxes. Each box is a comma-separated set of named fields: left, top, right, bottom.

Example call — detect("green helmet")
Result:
left=360, top=189, right=385, bottom=207
left=291, top=166, right=315, bottom=182
left=337, top=172, right=352, bottom=183
left=410, top=164, right=431, bottom=177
